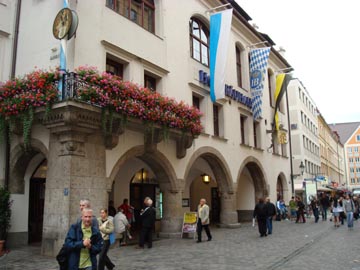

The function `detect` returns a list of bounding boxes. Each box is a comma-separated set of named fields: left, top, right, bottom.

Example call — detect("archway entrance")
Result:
left=189, top=175, right=220, bottom=223
left=184, top=148, right=235, bottom=226
left=129, top=168, right=162, bottom=229
left=276, top=176, right=284, bottom=200
left=237, top=159, right=267, bottom=222
left=28, top=159, right=47, bottom=244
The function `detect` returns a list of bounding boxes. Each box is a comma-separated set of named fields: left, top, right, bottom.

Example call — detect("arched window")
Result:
left=236, top=45, right=243, bottom=88
left=189, top=17, right=209, bottom=66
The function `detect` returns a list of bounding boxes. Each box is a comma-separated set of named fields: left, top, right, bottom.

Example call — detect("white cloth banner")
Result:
left=209, top=9, right=233, bottom=102
left=249, top=47, right=271, bottom=120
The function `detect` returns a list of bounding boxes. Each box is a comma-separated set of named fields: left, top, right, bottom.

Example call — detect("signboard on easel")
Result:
left=181, top=212, right=197, bottom=239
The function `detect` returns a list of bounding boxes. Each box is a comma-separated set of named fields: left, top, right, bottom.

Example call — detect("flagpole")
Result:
left=205, top=3, right=231, bottom=13
left=59, top=0, right=69, bottom=100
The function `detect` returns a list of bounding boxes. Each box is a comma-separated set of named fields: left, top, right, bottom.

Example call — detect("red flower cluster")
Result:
left=75, top=66, right=203, bottom=136
left=0, top=66, right=203, bottom=136
left=0, top=69, right=60, bottom=117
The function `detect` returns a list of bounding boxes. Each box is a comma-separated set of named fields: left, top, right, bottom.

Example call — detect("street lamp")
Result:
left=291, top=161, right=305, bottom=196
left=299, top=161, right=305, bottom=176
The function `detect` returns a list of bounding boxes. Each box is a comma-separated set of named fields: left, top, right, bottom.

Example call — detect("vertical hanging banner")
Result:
left=274, top=73, right=291, bottom=127
left=274, top=73, right=291, bottom=144
left=249, top=47, right=271, bottom=120
left=209, top=9, right=233, bottom=102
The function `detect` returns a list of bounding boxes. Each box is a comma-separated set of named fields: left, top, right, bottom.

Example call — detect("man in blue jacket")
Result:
left=65, top=208, right=103, bottom=270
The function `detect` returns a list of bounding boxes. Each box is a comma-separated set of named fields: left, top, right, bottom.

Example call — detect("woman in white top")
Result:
left=332, top=196, right=342, bottom=227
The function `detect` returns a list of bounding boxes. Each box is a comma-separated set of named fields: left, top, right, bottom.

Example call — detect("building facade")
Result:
left=318, top=114, right=345, bottom=189
left=287, top=79, right=321, bottom=198
left=330, top=122, right=360, bottom=190
left=1, top=0, right=293, bottom=256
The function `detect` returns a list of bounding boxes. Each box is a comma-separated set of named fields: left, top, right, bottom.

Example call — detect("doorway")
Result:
left=28, top=178, right=45, bottom=243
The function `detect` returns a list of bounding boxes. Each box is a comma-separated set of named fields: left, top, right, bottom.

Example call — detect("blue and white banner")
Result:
left=249, top=47, right=271, bottom=120
left=209, top=9, right=232, bottom=102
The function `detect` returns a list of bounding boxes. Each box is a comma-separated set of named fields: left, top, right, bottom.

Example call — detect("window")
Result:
left=190, top=18, right=209, bottom=66
left=357, top=135, right=360, bottom=142
left=213, top=105, right=219, bottom=136
left=348, top=147, right=352, bottom=153
left=253, top=121, right=259, bottom=148
left=357, top=178, right=360, bottom=183
left=144, top=74, right=157, bottom=91
left=192, top=95, right=200, bottom=110
left=355, top=147, right=359, bottom=153
left=106, top=0, right=155, bottom=33
left=236, top=46, right=243, bottom=88
left=351, top=178, right=355, bottom=184
left=106, top=57, right=124, bottom=78
left=240, top=115, right=247, bottom=144
left=268, top=69, right=274, bottom=107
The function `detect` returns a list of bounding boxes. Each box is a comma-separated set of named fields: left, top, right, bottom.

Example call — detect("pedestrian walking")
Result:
left=265, top=197, right=276, bottom=235
left=338, top=196, right=345, bottom=225
left=253, top=198, right=268, bottom=237
left=332, top=196, right=341, bottom=227
left=343, top=194, right=355, bottom=229
left=97, top=209, right=115, bottom=270
left=196, top=198, right=212, bottom=243
left=137, top=197, right=156, bottom=249
left=64, top=208, right=103, bottom=270
left=114, top=208, right=131, bottom=246
left=289, top=197, right=297, bottom=221
left=310, top=197, right=320, bottom=223
left=295, top=196, right=306, bottom=223
left=320, top=193, right=330, bottom=221
left=78, top=199, right=99, bottom=228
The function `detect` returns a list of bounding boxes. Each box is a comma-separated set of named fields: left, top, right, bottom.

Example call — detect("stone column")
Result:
left=220, top=192, right=240, bottom=228
left=159, top=183, right=183, bottom=238
left=40, top=102, right=108, bottom=256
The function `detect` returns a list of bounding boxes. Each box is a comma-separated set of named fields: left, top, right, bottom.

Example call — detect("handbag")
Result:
left=109, top=232, right=115, bottom=245
left=56, top=245, right=68, bottom=270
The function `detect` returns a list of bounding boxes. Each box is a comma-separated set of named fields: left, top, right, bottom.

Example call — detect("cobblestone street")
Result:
left=4, top=217, right=360, bottom=270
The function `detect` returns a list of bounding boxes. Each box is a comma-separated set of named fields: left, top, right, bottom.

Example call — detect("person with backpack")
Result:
left=295, top=196, right=306, bottom=223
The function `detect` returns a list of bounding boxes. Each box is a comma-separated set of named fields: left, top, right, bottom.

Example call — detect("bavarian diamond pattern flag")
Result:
left=249, top=47, right=271, bottom=120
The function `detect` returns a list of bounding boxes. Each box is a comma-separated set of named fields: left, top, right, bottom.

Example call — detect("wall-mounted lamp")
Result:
left=201, top=174, right=210, bottom=184
left=299, top=161, right=305, bottom=175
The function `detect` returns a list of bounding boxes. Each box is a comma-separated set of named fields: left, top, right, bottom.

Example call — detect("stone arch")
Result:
left=9, top=138, right=48, bottom=193
left=237, top=156, right=268, bottom=199
left=184, top=146, right=234, bottom=194
left=184, top=147, right=237, bottom=225
left=276, top=172, right=289, bottom=201
left=109, top=145, right=184, bottom=234
left=236, top=156, right=268, bottom=222
left=109, top=145, right=178, bottom=191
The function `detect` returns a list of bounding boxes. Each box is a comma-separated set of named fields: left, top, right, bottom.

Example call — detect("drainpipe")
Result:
left=5, top=0, right=22, bottom=189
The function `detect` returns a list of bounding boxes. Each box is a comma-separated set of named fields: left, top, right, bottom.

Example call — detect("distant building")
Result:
left=330, top=122, right=360, bottom=190
left=287, top=79, right=321, bottom=197
left=318, top=114, right=345, bottom=189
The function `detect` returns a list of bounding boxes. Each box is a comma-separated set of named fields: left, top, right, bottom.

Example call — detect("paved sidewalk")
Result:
left=4, top=218, right=360, bottom=270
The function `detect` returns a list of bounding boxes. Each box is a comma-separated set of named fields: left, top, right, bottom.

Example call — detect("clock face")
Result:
left=53, top=8, right=73, bottom=40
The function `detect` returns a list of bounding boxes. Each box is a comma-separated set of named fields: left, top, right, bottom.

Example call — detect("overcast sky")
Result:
left=236, top=0, right=360, bottom=124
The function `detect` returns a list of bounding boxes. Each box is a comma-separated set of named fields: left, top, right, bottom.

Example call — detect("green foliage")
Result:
left=0, top=186, right=12, bottom=240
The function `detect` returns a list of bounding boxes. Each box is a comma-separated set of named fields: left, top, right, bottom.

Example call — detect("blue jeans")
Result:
left=313, top=208, right=319, bottom=223
left=321, top=207, right=328, bottom=220
left=266, top=217, right=273, bottom=234
left=347, top=212, right=354, bottom=227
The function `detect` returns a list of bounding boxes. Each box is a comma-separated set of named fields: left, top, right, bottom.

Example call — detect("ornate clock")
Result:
left=52, top=8, right=73, bottom=40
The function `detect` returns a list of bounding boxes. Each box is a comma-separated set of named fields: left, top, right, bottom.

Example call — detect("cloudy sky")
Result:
left=236, top=0, right=360, bottom=124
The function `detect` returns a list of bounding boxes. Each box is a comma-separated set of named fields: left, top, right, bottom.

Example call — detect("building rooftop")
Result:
left=329, top=122, right=360, bottom=145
